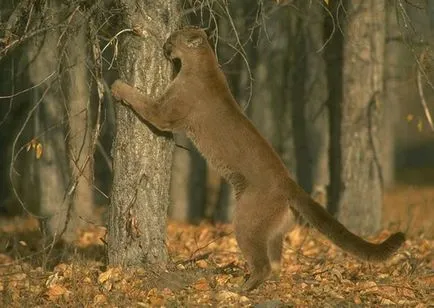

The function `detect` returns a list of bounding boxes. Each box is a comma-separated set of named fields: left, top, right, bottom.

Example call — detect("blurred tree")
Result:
left=324, top=0, right=344, bottom=215
left=382, top=0, right=407, bottom=188
left=291, top=0, right=329, bottom=204
left=8, top=1, right=97, bottom=241
left=25, top=3, right=71, bottom=239
left=337, top=0, right=386, bottom=234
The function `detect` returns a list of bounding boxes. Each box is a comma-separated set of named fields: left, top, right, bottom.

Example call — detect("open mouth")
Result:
left=171, top=58, right=181, bottom=79
left=163, top=41, right=181, bottom=79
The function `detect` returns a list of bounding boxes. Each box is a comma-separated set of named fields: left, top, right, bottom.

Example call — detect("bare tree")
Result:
left=323, top=0, right=344, bottom=214
left=24, top=2, right=72, bottom=240
left=108, top=0, right=181, bottom=266
left=382, top=0, right=405, bottom=188
left=64, top=13, right=96, bottom=236
left=337, top=0, right=386, bottom=234
left=303, top=0, right=329, bottom=204
left=0, top=1, right=109, bottom=244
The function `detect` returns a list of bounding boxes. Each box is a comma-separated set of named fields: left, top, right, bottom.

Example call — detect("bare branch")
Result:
left=416, top=47, right=434, bottom=131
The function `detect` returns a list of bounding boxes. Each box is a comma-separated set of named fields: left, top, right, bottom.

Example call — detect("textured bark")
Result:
left=324, top=1, right=344, bottom=215
left=170, top=136, right=207, bottom=223
left=303, top=2, right=329, bottom=204
left=25, top=3, right=71, bottom=238
left=290, top=13, right=310, bottom=191
left=188, top=142, right=207, bottom=223
left=169, top=134, right=191, bottom=221
left=21, top=4, right=96, bottom=241
left=338, top=0, right=386, bottom=235
left=248, top=9, right=297, bottom=176
left=108, top=0, right=180, bottom=266
left=382, top=0, right=404, bottom=188
left=64, top=14, right=95, bottom=239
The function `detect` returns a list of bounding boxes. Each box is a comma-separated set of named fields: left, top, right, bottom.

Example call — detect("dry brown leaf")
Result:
left=193, top=277, right=210, bottom=291
left=147, top=288, right=165, bottom=306
left=354, top=294, right=362, bottom=304
left=196, top=259, right=208, bottom=269
left=45, top=272, right=62, bottom=287
left=93, top=294, right=107, bottom=305
left=46, top=285, right=70, bottom=301
left=379, top=296, right=396, bottom=305
left=35, top=143, right=43, bottom=159
left=98, top=268, right=121, bottom=284
left=216, top=290, right=240, bottom=301
left=417, top=275, right=434, bottom=287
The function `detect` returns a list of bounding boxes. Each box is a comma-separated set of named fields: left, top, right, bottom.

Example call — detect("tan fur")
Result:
left=111, top=27, right=405, bottom=291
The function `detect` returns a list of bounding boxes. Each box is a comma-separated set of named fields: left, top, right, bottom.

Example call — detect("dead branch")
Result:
left=416, top=47, right=434, bottom=131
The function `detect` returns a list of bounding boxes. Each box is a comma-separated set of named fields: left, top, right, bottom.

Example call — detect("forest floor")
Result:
left=0, top=181, right=433, bottom=307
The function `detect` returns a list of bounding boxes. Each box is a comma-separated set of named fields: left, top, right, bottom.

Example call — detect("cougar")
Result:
left=111, top=27, right=405, bottom=291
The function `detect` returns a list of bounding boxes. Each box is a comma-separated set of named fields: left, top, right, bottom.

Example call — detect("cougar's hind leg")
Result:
left=268, top=232, right=284, bottom=280
left=268, top=208, right=296, bottom=280
left=235, top=225, right=271, bottom=291
left=234, top=202, right=272, bottom=291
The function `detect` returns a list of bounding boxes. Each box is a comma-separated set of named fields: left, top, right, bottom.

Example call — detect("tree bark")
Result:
left=187, top=142, right=207, bottom=223
left=25, top=3, right=71, bottom=239
left=64, top=13, right=96, bottom=239
left=324, top=0, right=344, bottom=215
left=108, top=0, right=180, bottom=266
left=338, top=0, right=386, bottom=235
left=248, top=8, right=297, bottom=176
left=303, top=1, right=329, bottom=204
left=382, top=0, right=404, bottom=188
left=169, top=134, right=191, bottom=222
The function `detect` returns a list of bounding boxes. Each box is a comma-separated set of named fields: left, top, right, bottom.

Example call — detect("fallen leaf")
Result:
left=193, top=277, right=210, bottom=291
left=46, top=285, right=70, bottom=301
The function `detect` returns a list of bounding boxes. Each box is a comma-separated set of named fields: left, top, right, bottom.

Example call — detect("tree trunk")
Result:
left=64, top=14, right=95, bottom=240
left=338, top=0, right=386, bottom=235
left=248, top=8, right=297, bottom=176
left=382, top=0, right=404, bottom=189
left=108, top=0, right=180, bottom=266
left=324, top=0, right=344, bottom=215
left=25, top=3, right=71, bottom=239
left=169, top=134, right=191, bottom=222
left=303, top=1, right=329, bottom=204
left=188, top=142, right=207, bottom=223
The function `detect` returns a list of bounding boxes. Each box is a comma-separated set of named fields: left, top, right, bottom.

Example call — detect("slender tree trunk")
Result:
left=290, top=13, right=310, bottom=192
left=169, top=134, right=191, bottom=222
left=338, top=0, right=386, bottom=235
left=324, top=0, right=344, bottom=215
left=108, top=0, right=180, bottom=266
left=382, top=0, right=409, bottom=188
left=248, top=9, right=297, bottom=175
left=64, top=14, right=95, bottom=239
left=304, top=1, right=329, bottom=204
left=188, top=142, right=207, bottom=223
left=25, top=3, right=71, bottom=239
left=170, top=136, right=207, bottom=223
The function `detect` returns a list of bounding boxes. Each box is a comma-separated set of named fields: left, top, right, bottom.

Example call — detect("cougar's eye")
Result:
left=185, top=35, right=203, bottom=48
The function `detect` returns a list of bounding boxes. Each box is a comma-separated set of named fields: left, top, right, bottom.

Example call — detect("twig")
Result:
left=0, top=72, right=56, bottom=99
left=416, top=48, right=434, bottom=131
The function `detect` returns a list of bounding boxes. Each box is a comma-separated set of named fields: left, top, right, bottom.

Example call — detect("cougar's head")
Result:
left=163, top=27, right=210, bottom=61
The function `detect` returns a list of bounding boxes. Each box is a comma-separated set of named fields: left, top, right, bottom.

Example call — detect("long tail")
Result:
left=292, top=197, right=405, bottom=261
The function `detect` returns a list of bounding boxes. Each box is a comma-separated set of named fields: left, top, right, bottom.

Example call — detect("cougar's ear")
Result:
left=185, top=35, right=203, bottom=48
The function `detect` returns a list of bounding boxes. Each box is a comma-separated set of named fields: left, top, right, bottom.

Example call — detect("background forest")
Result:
left=0, top=0, right=433, bottom=306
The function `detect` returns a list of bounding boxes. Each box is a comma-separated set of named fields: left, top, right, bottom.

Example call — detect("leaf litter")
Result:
left=0, top=196, right=432, bottom=307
